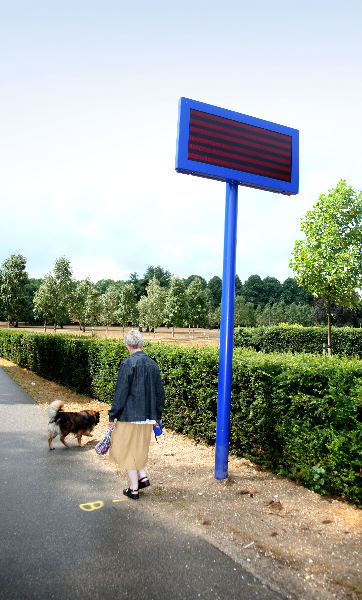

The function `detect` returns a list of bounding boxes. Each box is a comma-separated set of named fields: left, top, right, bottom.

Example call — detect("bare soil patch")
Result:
left=1, top=356, right=360, bottom=600
left=0, top=323, right=220, bottom=347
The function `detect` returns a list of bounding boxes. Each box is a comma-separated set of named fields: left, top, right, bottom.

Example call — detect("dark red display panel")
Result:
left=187, top=109, right=292, bottom=183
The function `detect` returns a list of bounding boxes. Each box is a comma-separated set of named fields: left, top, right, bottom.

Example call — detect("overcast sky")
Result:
left=1, top=0, right=361, bottom=284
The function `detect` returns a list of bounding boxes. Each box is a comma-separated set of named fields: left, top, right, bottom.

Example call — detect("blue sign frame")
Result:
left=175, top=97, right=299, bottom=480
left=176, top=97, right=299, bottom=195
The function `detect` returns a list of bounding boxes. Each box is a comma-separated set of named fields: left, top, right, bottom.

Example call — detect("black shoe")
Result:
left=138, top=477, right=150, bottom=489
left=123, top=488, right=139, bottom=500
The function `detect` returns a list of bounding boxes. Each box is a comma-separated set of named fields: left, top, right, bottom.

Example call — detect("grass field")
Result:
left=0, top=323, right=220, bottom=347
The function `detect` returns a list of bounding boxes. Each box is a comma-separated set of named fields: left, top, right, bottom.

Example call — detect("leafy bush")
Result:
left=0, top=330, right=94, bottom=395
left=0, top=329, right=360, bottom=504
left=234, top=325, right=362, bottom=358
left=228, top=350, right=361, bottom=504
left=89, top=339, right=129, bottom=402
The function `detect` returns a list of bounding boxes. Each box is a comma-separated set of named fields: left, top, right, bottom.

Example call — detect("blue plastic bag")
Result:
left=153, top=421, right=162, bottom=441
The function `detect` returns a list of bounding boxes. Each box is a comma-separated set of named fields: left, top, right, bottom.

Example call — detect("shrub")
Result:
left=234, top=325, right=362, bottom=358
left=0, top=329, right=360, bottom=504
left=89, top=339, right=128, bottom=402
left=0, top=330, right=94, bottom=395
left=228, top=350, right=361, bottom=504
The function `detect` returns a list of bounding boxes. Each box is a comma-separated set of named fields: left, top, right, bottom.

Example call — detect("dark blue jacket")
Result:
left=108, top=351, right=165, bottom=422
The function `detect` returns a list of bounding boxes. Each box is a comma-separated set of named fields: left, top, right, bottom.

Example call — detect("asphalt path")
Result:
left=0, top=367, right=290, bottom=600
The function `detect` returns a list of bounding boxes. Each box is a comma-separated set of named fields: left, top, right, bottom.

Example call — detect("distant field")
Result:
left=0, top=323, right=220, bottom=347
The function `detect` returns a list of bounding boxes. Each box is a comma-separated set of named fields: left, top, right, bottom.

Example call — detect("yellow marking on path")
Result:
left=112, top=498, right=127, bottom=503
left=79, top=501, right=104, bottom=511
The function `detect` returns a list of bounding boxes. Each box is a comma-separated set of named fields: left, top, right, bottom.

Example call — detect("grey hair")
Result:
left=124, top=329, right=144, bottom=349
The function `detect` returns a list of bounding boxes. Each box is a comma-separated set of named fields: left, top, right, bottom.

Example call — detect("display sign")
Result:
left=174, top=97, right=300, bottom=480
left=176, top=98, right=299, bottom=195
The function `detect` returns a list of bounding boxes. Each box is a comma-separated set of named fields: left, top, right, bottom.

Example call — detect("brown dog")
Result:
left=47, top=400, right=100, bottom=450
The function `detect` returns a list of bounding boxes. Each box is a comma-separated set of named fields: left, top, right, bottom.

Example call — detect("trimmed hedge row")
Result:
left=234, top=325, right=362, bottom=358
left=0, top=329, right=361, bottom=504
left=0, top=330, right=97, bottom=396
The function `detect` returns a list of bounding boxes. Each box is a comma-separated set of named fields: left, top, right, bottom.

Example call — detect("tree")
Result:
left=262, top=277, right=282, bottom=305
left=207, top=276, right=222, bottom=308
left=186, top=277, right=208, bottom=330
left=185, top=274, right=207, bottom=289
left=280, top=277, right=314, bottom=306
left=137, top=295, right=150, bottom=330
left=234, top=296, right=256, bottom=327
left=33, top=275, right=57, bottom=331
left=242, top=274, right=265, bottom=308
left=53, top=257, right=74, bottom=328
left=0, top=278, right=4, bottom=320
left=117, top=283, right=138, bottom=333
left=72, top=280, right=90, bottom=331
left=235, top=274, right=243, bottom=296
left=254, top=300, right=316, bottom=327
left=295, top=285, right=314, bottom=306
left=281, top=278, right=301, bottom=304
left=208, top=304, right=221, bottom=329
left=204, top=288, right=216, bottom=329
left=24, top=278, right=42, bottom=322
left=256, top=301, right=285, bottom=326
left=131, top=266, right=172, bottom=299
left=100, top=284, right=120, bottom=336
left=287, top=303, right=316, bottom=326
left=128, top=272, right=144, bottom=300
left=33, top=257, right=73, bottom=331
left=137, top=277, right=166, bottom=335
left=0, top=253, right=29, bottom=326
left=315, top=298, right=362, bottom=328
left=141, top=265, right=172, bottom=295
left=211, top=304, right=221, bottom=328
left=290, top=180, right=362, bottom=354
left=71, top=279, right=101, bottom=331
left=164, top=277, right=188, bottom=336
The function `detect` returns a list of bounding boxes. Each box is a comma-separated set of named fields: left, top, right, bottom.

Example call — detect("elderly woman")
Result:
left=108, top=330, right=165, bottom=500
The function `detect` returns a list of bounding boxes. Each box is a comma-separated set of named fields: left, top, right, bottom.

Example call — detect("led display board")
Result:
left=176, top=98, right=299, bottom=195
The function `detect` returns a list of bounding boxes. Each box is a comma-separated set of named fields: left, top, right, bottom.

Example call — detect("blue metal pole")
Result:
left=214, top=181, right=238, bottom=480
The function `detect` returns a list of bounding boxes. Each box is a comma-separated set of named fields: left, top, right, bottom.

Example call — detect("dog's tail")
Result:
left=48, top=400, right=64, bottom=421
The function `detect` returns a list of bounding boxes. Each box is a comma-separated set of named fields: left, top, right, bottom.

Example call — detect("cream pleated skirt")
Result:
left=109, top=422, right=153, bottom=470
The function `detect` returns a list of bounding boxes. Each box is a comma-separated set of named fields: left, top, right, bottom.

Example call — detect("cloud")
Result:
left=72, top=256, right=129, bottom=282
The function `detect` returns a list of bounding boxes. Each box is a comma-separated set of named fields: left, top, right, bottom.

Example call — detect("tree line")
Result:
left=0, top=254, right=360, bottom=332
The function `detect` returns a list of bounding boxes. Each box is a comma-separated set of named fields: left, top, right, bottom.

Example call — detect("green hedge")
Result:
left=0, top=330, right=96, bottom=396
left=234, top=325, right=362, bottom=358
left=0, top=329, right=361, bottom=504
